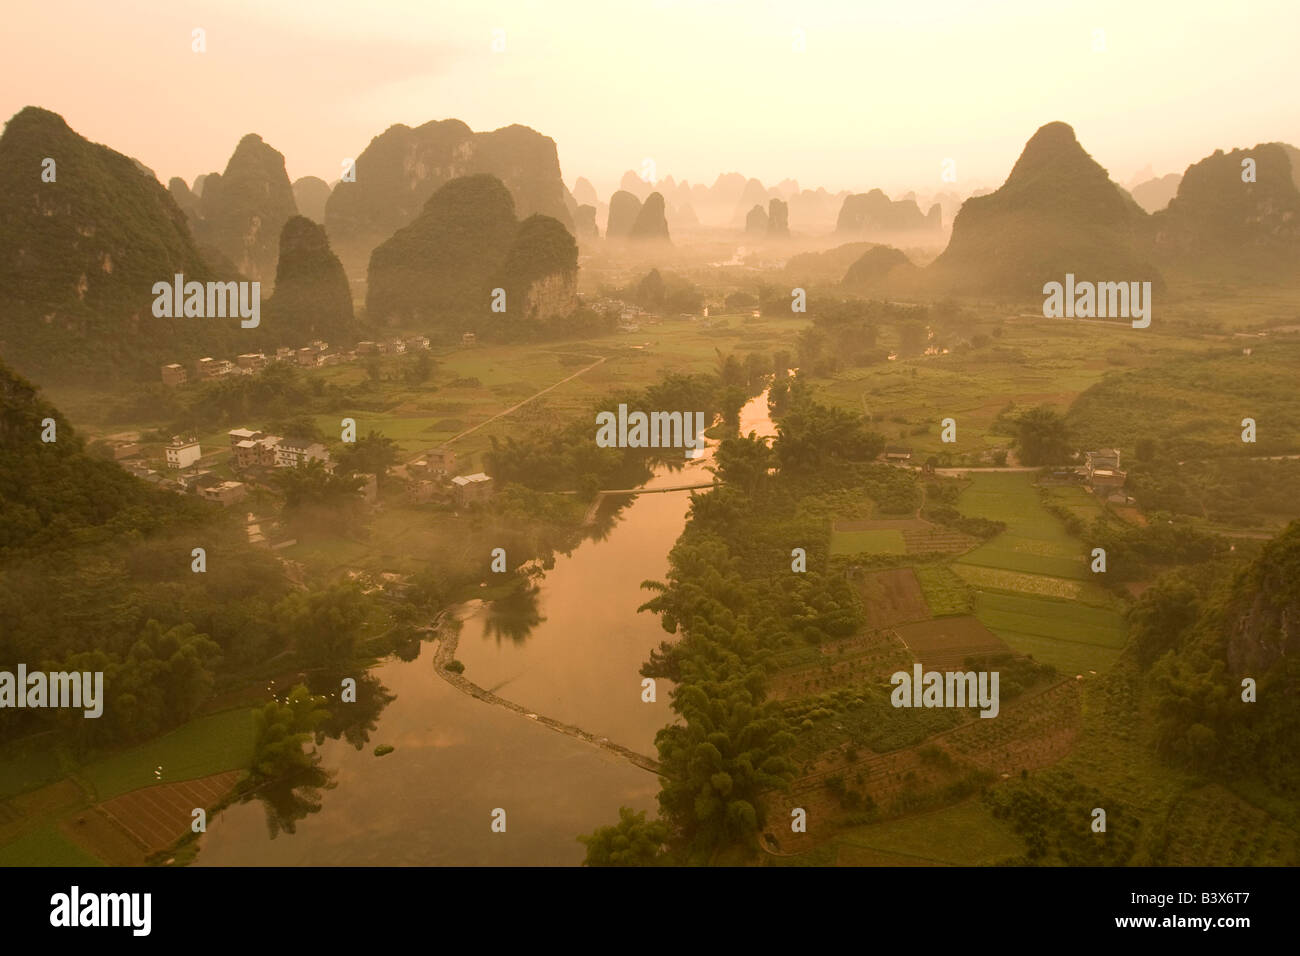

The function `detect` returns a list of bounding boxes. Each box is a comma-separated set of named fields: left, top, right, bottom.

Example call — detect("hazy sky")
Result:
left=4, top=0, right=1298, bottom=199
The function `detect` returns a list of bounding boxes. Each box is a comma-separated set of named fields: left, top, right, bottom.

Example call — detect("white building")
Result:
left=165, top=436, right=201, bottom=469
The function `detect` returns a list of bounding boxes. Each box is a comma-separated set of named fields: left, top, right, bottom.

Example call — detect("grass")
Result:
left=973, top=590, right=1125, bottom=673
left=0, top=824, right=104, bottom=867
left=81, top=708, right=255, bottom=802
left=829, top=529, right=906, bottom=556
left=0, top=735, right=66, bottom=800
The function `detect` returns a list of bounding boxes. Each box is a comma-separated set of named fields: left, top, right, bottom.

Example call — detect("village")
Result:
left=90, top=329, right=499, bottom=550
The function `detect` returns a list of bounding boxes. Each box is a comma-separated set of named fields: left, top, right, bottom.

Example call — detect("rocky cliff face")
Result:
left=574, top=204, right=600, bottom=240
left=366, top=175, right=576, bottom=335
left=572, top=177, right=598, bottom=206
left=629, top=192, right=671, bottom=242
left=606, top=190, right=642, bottom=239
left=767, top=198, right=790, bottom=238
left=1130, top=173, right=1181, bottom=213
left=292, top=176, right=331, bottom=223
left=1150, top=143, right=1300, bottom=274
left=523, top=269, right=578, bottom=323
left=326, top=119, right=572, bottom=282
left=194, top=134, right=298, bottom=285
left=1226, top=522, right=1300, bottom=674
left=836, top=189, right=940, bottom=234
left=928, top=121, right=1159, bottom=295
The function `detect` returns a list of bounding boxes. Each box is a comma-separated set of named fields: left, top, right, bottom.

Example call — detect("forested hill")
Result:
left=0, top=359, right=204, bottom=557
left=1131, top=520, right=1300, bottom=797
left=0, top=107, right=234, bottom=384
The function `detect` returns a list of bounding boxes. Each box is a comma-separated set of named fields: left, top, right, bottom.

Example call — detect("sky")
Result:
left=3, top=0, right=1298, bottom=200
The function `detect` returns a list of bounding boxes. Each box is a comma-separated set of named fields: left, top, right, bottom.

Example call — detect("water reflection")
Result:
left=249, top=764, right=338, bottom=839
left=480, top=580, right=547, bottom=646
left=310, top=672, right=397, bottom=751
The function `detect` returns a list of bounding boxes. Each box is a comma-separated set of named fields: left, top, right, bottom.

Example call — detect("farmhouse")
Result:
left=236, top=352, right=267, bottom=371
left=1082, top=447, right=1127, bottom=494
left=199, top=480, right=248, bottom=506
left=276, top=438, right=331, bottom=469
left=451, top=472, right=493, bottom=506
left=884, top=445, right=913, bottom=462
left=428, top=448, right=457, bottom=474
left=196, top=357, right=234, bottom=380
left=160, top=363, right=188, bottom=386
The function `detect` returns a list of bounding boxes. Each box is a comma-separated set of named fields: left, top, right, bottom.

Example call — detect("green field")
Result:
left=955, top=472, right=1087, bottom=575
left=973, top=590, right=1124, bottom=674
left=81, top=708, right=255, bottom=802
left=0, top=824, right=104, bottom=867
left=829, top=529, right=906, bottom=556
left=811, top=312, right=1215, bottom=458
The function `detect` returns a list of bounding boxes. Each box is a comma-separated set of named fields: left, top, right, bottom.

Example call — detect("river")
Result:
left=194, top=390, right=775, bottom=865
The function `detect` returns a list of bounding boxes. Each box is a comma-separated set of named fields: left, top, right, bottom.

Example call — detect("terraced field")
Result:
left=768, top=630, right=913, bottom=700
left=764, top=677, right=1079, bottom=857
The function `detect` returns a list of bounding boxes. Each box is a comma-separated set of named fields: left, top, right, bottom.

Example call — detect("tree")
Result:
left=1015, top=406, right=1072, bottom=465
left=274, top=459, right=366, bottom=533
left=336, top=430, right=401, bottom=490
left=579, top=807, right=670, bottom=865
left=655, top=678, right=796, bottom=856
left=712, top=434, right=774, bottom=496
left=249, top=685, right=332, bottom=782
left=405, top=351, right=434, bottom=385
left=275, top=582, right=369, bottom=668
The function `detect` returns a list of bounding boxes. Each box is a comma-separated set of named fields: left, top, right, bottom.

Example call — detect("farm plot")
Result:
left=974, top=590, right=1124, bottom=674
left=832, top=517, right=973, bottom=555
left=956, top=472, right=1087, bottom=579
left=893, top=616, right=1010, bottom=671
left=915, top=565, right=973, bottom=617
left=953, top=564, right=1086, bottom=600
left=855, top=568, right=932, bottom=628
left=768, top=630, right=912, bottom=700
left=830, top=528, right=905, bottom=555
left=96, top=770, right=242, bottom=855
left=942, top=679, right=1082, bottom=774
